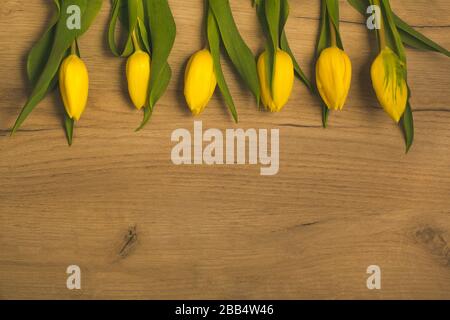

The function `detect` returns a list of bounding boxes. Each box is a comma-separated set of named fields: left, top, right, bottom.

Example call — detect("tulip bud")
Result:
left=126, top=50, right=151, bottom=110
left=257, top=49, right=294, bottom=112
left=371, top=47, right=408, bottom=123
left=59, top=54, right=89, bottom=121
left=316, top=47, right=352, bottom=111
left=184, top=49, right=217, bottom=115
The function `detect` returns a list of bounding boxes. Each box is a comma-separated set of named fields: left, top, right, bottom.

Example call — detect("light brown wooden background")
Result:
left=0, top=0, right=449, bottom=300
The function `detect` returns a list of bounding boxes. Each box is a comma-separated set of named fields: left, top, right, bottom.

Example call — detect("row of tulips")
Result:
left=13, top=0, right=449, bottom=151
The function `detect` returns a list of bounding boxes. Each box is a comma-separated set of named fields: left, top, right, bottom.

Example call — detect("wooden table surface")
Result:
left=0, top=0, right=449, bottom=300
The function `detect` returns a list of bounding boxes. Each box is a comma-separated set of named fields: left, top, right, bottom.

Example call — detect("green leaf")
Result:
left=27, top=0, right=61, bottom=86
left=254, top=0, right=269, bottom=35
left=136, top=105, right=153, bottom=132
left=322, top=105, right=329, bottom=128
left=127, top=0, right=149, bottom=49
left=137, top=18, right=151, bottom=53
left=325, top=0, right=340, bottom=28
left=401, top=102, right=414, bottom=153
left=151, top=64, right=172, bottom=105
left=380, top=0, right=406, bottom=62
left=252, top=0, right=262, bottom=7
left=265, top=0, right=280, bottom=51
left=209, top=0, right=260, bottom=104
left=136, top=63, right=172, bottom=131
left=347, top=0, right=449, bottom=56
left=12, top=0, right=102, bottom=135
left=280, top=32, right=312, bottom=91
left=145, top=0, right=176, bottom=109
left=279, top=0, right=289, bottom=39
left=27, top=0, right=61, bottom=96
left=64, top=113, right=74, bottom=146
left=394, top=14, right=450, bottom=56
left=264, top=0, right=281, bottom=97
left=207, top=8, right=238, bottom=123
left=325, top=0, right=343, bottom=49
left=108, top=0, right=134, bottom=57
left=128, top=0, right=140, bottom=33
left=254, top=1, right=271, bottom=101
left=317, top=0, right=330, bottom=55
left=346, top=0, right=368, bottom=14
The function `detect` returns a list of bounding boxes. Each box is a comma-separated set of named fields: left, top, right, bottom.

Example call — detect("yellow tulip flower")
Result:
left=257, top=49, right=294, bottom=112
left=371, top=47, right=408, bottom=123
left=59, top=54, right=89, bottom=121
left=126, top=50, right=151, bottom=110
left=184, top=49, right=217, bottom=115
left=316, top=47, right=352, bottom=111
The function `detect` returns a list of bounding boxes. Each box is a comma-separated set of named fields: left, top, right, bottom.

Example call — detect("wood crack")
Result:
left=118, top=225, right=138, bottom=259
left=279, top=123, right=322, bottom=129
left=272, top=220, right=321, bottom=234
left=413, top=109, right=450, bottom=114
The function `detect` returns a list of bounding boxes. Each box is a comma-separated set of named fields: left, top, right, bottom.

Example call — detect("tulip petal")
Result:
left=316, top=47, right=352, bottom=111
left=59, top=54, right=89, bottom=121
left=184, top=49, right=217, bottom=115
left=126, top=50, right=151, bottom=110
left=371, top=47, right=408, bottom=123
left=258, top=49, right=294, bottom=112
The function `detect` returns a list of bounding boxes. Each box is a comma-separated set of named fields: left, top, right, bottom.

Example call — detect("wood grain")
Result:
left=0, top=0, right=449, bottom=299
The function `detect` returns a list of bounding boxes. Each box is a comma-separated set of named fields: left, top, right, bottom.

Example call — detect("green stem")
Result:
left=70, top=41, right=77, bottom=55
left=204, top=0, right=211, bottom=50
left=373, top=0, right=387, bottom=50
left=131, top=30, right=141, bottom=51
left=328, top=15, right=337, bottom=47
